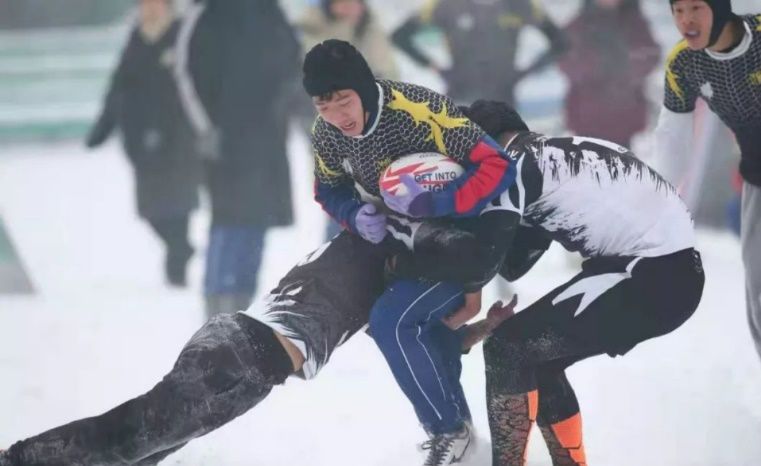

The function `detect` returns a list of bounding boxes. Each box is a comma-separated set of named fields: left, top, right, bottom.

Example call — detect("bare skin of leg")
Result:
left=273, top=332, right=306, bottom=372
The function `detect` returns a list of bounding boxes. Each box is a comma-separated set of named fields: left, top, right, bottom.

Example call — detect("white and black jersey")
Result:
left=486, top=132, right=695, bottom=258
left=663, top=14, right=761, bottom=185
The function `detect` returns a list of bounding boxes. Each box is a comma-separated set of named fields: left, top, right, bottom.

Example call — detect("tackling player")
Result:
left=380, top=100, right=705, bottom=465
left=0, top=41, right=517, bottom=466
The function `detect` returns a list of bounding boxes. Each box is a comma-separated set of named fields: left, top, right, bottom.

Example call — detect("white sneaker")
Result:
left=421, top=422, right=473, bottom=465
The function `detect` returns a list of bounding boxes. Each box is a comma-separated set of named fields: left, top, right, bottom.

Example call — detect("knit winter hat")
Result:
left=302, top=39, right=378, bottom=115
left=669, top=0, right=735, bottom=47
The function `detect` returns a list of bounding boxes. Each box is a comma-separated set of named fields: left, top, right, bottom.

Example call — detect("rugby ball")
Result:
left=379, top=152, right=464, bottom=196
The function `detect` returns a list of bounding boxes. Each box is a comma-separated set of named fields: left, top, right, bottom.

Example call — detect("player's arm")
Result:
left=391, top=209, right=521, bottom=292
left=86, top=33, right=133, bottom=148
left=384, top=88, right=517, bottom=218
left=518, top=2, right=568, bottom=80
left=652, top=42, right=699, bottom=189
left=391, top=17, right=434, bottom=69
left=390, top=149, right=538, bottom=288
left=390, top=1, right=442, bottom=70
left=312, top=125, right=365, bottom=233
left=499, top=225, right=551, bottom=281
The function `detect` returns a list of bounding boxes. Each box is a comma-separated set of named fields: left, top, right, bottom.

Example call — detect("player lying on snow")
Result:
left=0, top=40, right=520, bottom=466
left=372, top=99, right=705, bottom=466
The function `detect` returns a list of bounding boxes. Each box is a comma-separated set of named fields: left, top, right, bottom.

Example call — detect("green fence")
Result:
left=0, top=22, right=127, bottom=144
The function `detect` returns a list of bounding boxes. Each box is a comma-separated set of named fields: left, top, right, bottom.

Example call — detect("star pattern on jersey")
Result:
left=311, top=81, right=482, bottom=197
left=387, top=89, right=469, bottom=155
left=750, top=70, right=761, bottom=86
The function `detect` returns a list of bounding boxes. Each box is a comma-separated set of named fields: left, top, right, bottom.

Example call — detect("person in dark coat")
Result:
left=558, top=0, right=660, bottom=148
left=175, top=0, right=300, bottom=317
left=87, top=0, right=202, bottom=287
left=392, top=0, right=567, bottom=106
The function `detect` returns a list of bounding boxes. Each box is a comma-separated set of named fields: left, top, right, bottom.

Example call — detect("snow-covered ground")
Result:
left=1, top=131, right=760, bottom=466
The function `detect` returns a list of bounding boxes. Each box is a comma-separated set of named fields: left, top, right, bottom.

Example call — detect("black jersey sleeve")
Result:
left=312, top=119, right=364, bottom=231
left=390, top=210, right=520, bottom=292
left=663, top=41, right=699, bottom=113
left=499, top=225, right=551, bottom=281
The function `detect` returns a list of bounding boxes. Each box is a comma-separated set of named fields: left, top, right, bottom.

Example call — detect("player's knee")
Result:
left=483, top=332, right=523, bottom=377
left=173, top=315, right=272, bottom=393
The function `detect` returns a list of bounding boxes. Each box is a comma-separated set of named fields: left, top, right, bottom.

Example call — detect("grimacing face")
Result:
left=671, top=0, right=714, bottom=50
left=313, top=89, right=366, bottom=137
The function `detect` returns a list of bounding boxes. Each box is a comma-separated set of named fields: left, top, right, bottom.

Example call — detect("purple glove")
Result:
left=381, top=174, right=433, bottom=218
left=354, top=203, right=387, bottom=244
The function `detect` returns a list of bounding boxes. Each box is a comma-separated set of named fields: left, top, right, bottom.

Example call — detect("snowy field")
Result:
left=1, top=130, right=761, bottom=466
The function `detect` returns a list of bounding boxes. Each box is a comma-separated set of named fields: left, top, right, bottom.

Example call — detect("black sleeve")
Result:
left=518, top=19, right=569, bottom=79
left=85, top=91, right=118, bottom=148
left=499, top=225, right=551, bottom=281
left=86, top=34, right=132, bottom=148
left=391, top=16, right=434, bottom=68
left=391, top=210, right=520, bottom=292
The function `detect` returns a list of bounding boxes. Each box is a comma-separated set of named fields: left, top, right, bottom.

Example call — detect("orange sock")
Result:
left=488, top=389, right=538, bottom=466
left=539, top=412, right=587, bottom=466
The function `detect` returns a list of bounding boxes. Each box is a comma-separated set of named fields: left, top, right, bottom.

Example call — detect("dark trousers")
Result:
left=369, top=280, right=470, bottom=435
left=1, top=315, right=291, bottom=466
left=204, top=225, right=265, bottom=298
left=484, top=249, right=704, bottom=464
left=147, top=215, right=193, bottom=284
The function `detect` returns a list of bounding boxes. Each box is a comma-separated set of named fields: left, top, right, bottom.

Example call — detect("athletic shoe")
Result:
left=421, top=422, right=472, bottom=465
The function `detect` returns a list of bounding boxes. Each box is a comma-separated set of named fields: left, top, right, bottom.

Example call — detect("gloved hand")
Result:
left=381, top=174, right=433, bottom=218
left=354, top=203, right=387, bottom=244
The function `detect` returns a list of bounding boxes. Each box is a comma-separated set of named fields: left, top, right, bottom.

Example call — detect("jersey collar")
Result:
left=352, top=83, right=384, bottom=139
left=705, top=20, right=752, bottom=61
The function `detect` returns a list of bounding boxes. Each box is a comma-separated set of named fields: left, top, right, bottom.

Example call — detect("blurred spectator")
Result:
left=392, top=0, right=567, bottom=105
left=86, top=0, right=201, bottom=287
left=176, top=0, right=300, bottom=318
left=298, top=0, right=399, bottom=80
left=558, top=0, right=660, bottom=148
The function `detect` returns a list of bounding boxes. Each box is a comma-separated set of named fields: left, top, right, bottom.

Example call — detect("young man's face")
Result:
left=671, top=0, right=714, bottom=50
left=313, top=89, right=365, bottom=137
left=139, top=0, right=170, bottom=24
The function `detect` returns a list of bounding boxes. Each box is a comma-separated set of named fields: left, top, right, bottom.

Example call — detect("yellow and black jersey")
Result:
left=312, top=79, right=515, bottom=227
left=664, top=14, right=761, bottom=183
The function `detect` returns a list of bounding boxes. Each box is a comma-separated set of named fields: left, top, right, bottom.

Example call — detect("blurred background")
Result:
left=0, top=1, right=759, bottom=465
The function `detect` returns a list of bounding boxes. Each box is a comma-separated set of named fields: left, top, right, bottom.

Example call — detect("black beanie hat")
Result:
left=670, top=0, right=735, bottom=47
left=303, top=39, right=378, bottom=115
left=461, top=100, right=529, bottom=141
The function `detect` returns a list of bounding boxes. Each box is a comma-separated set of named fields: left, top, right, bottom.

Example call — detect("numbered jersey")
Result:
left=487, top=132, right=695, bottom=258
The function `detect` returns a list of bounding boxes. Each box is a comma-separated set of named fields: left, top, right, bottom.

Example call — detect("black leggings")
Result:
left=485, top=249, right=705, bottom=425
left=3, top=315, right=291, bottom=466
